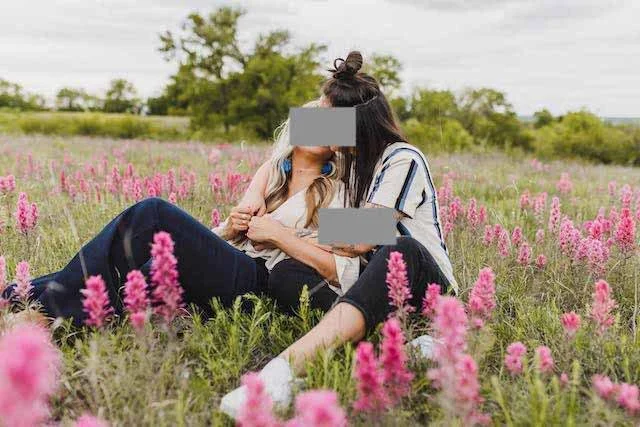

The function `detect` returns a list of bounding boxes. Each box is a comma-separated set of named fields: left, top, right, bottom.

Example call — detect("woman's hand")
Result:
left=246, top=215, right=285, bottom=243
left=226, top=205, right=254, bottom=238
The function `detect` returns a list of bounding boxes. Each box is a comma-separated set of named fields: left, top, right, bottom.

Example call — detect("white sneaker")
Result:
left=219, top=357, right=294, bottom=419
left=407, top=334, right=439, bottom=360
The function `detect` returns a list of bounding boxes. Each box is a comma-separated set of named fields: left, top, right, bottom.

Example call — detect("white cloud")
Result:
left=0, top=0, right=638, bottom=116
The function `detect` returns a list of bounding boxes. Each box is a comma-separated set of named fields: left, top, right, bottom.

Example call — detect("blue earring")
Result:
left=321, top=162, right=332, bottom=175
left=281, top=158, right=292, bottom=174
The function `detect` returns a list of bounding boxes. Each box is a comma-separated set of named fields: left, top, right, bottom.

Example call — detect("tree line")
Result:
left=1, top=6, right=638, bottom=164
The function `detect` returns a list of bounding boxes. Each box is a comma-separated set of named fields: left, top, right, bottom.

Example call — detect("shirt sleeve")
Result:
left=332, top=254, right=360, bottom=295
left=367, top=152, right=426, bottom=219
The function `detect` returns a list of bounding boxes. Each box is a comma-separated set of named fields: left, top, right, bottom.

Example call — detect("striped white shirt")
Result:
left=366, top=142, right=458, bottom=293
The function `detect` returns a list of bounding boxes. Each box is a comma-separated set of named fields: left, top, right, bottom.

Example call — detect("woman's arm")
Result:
left=237, top=161, right=272, bottom=215
left=247, top=216, right=340, bottom=283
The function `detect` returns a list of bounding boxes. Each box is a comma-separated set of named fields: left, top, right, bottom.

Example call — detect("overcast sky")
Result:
left=1, top=0, right=638, bottom=116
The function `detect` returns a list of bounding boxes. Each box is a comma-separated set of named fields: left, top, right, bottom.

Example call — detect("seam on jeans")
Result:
left=336, top=296, right=375, bottom=334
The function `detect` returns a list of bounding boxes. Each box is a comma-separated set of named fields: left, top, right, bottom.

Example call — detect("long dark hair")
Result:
left=322, top=51, right=406, bottom=208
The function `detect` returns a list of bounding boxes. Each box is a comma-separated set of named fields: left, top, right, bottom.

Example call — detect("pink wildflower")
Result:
left=0, top=174, right=16, bottom=194
left=556, top=173, right=573, bottom=194
left=497, top=228, right=510, bottom=258
left=14, top=260, right=33, bottom=301
left=81, top=275, right=113, bottom=328
left=353, top=341, right=389, bottom=413
left=504, top=342, right=527, bottom=376
left=73, top=414, right=110, bottom=427
left=385, top=251, right=414, bottom=316
left=614, top=208, right=636, bottom=253
left=429, top=296, right=488, bottom=425
left=380, top=318, right=413, bottom=403
left=560, top=311, right=581, bottom=338
left=548, top=196, right=561, bottom=233
left=168, top=192, right=177, bottom=204
left=535, top=254, right=547, bottom=269
left=454, top=355, right=489, bottom=425
left=286, top=390, right=347, bottom=427
left=468, top=267, right=496, bottom=323
left=620, top=184, right=634, bottom=209
left=150, top=231, right=184, bottom=323
left=592, top=374, right=617, bottom=400
left=0, top=323, right=61, bottom=427
left=123, top=270, right=150, bottom=331
left=15, top=192, right=38, bottom=234
left=517, top=242, right=531, bottom=265
left=236, top=372, right=280, bottom=427
left=519, top=191, right=530, bottom=210
left=590, top=280, right=617, bottom=334
left=535, top=228, right=545, bottom=244
left=211, top=208, right=221, bottom=228
left=511, top=226, right=523, bottom=247
left=466, top=198, right=479, bottom=228
left=535, top=346, right=554, bottom=374
left=617, top=383, right=640, bottom=415
left=482, top=224, right=494, bottom=246
left=607, top=181, right=617, bottom=198
left=421, top=283, right=441, bottom=318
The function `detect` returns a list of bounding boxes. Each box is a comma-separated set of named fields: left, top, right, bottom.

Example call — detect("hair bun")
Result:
left=330, top=51, right=363, bottom=80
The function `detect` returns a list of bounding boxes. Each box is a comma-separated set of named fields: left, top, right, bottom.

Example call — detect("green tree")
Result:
left=409, top=88, right=458, bottom=123
left=103, top=79, right=140, bottom=114
left=533, top=108, right=554, bottom=128
left=0, top=79, right=46, bottom=111
left=159, top=7, right=325, bottom=138
left=457, top=88, right=531, bottom=149
left=55, top=87, right=98, bottom=112
left=364, top=54, right=402, bottom=94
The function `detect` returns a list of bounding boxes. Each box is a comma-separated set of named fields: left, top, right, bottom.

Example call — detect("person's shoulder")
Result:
left=381, top=142, right=427, bottom=164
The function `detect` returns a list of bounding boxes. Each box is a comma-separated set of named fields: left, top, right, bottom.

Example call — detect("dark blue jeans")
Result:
left=8, top=198, right=268, bottom=325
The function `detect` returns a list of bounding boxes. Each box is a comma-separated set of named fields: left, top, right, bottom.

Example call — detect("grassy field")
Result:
left=1, top=134, right=640, bottom=425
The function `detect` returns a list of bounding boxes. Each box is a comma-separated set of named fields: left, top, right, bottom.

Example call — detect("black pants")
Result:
left=270, top=236, right=452, bottom=333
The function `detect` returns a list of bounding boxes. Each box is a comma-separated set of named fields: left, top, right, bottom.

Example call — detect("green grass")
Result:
left=1, top=135, right=640, bottom=425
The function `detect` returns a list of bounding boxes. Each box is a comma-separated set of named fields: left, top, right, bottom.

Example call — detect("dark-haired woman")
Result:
left=220, top=51, right=458, bottom=417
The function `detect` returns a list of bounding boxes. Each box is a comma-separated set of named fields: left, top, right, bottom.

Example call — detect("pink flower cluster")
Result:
left=421, top=283, right=441, bottom=318
left=385, top=251, right=415, bottom=317
left=504, top=342, right=527, bottom=375
left=123, top=270, right=150, bottom=331
left=560, top=311, right=581, bottom=338
left=590, top=280, right=617, bottom=334
left=81, top=275, right=114, bottom=328
left=150, top=231, right=184, bottom=323
left=0, top=174, right=16, bottom=193
left=14, top=192, right=39, bottom=234
left=14, top=260, right=33, bottom=301
left=237, top=374, right=347, bottom=427
left=468, top=267, right=496, bottom=328
left=353, top=317, right=413, bottom=412
left=0, top=323, right=61, bottom=426
left=428, top=296, right=489, bottom=425
left=592, top=375, right=640, bottom=415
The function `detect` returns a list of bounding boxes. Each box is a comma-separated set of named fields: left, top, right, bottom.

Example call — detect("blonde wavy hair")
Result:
left=263, top=99, right=342, bottom=228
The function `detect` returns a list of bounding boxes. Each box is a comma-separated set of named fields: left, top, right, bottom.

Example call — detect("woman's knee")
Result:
left=376, top=236, right=421, bottom=259
left=268, top=260, right=315, bottom=313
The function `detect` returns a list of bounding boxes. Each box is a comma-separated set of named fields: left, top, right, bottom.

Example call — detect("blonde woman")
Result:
left=3, top=100, right=360, bottom=326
